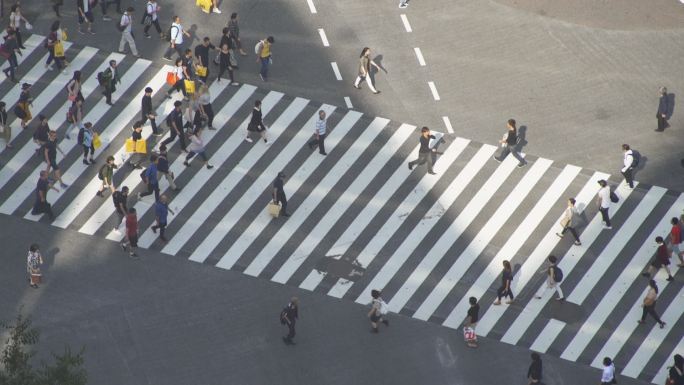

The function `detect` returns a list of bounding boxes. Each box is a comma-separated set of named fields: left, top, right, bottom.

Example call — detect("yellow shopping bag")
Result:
left=196, top=66, right=207, bottom=77
left=135, top=139, right=147, bottom=154
left=125, top=138, right=136, bottom=153
left=196, top=0, right=212, bottom=13
left=93, top=133, right=102, bottom=149
left=61, top=29, right=68, bottom=41
left=54, top=41, right=65, bottom=58
left=184, top=79, right=195, bottom=94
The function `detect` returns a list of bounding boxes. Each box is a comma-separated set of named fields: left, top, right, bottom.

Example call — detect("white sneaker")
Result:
left=245, top=137, right=253, bottom=143
left=603, top=225, right=612, bottom=230
left=213, top=8, right=222, bottom=13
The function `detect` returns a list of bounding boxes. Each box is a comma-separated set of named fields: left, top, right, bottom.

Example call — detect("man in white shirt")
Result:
left=118, top=7, right=139, bottom=57
left=163, top=16, right=190, bottom=61
left=307, top=110, right=327, bottom=155
left=621, top=144, right=635, bottom=189
left=596, top=179, right=612, bottom=229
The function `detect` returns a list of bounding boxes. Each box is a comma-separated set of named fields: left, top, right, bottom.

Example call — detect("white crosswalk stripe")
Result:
left=1, top=36, right=682, bottom=384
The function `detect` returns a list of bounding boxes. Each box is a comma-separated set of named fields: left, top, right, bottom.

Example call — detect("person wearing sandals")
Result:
left=638, top=279, right=666, bottom=329
left=556, top=198, right=581, bottom=246
left=493, top=260, right=514, bottom=305
left=367, top=289, right=389, bottom=333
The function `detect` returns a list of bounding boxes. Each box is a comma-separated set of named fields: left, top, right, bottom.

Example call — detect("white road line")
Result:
left=585, top=196, right=684, bottom=369
left=652, top=334, right=684, bottom=385
left=414, top=47, right=426, bottom=66
left=500, top=180, right=637, bottom=345
left=476, top=171, right=609, bottom=336
left=328, top=139, right=471, bottom=299
left=400, top=14, right=412, bottom=32
left=442, top=165, right=581, bottom=329
left=330, top=62, right=342, bottom=81
left=344, top=96, right=353, bottom=109
left=530, top=319, right=566, bottom=353
left=411, top=156, right=545, bottom=321
left=270, top=123, right=413, bottom=284
left=306, top=0, right=317, bottom=13
left=442, top=116, right=454, bottom=134
left=428, top=81, right=440, bottom=101
left=361, top=141, right=491, bottom=311
left=318, top=28, right=330, bottom=47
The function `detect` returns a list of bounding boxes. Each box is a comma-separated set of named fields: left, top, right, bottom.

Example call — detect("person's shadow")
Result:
left=667, top=93, right=676, bottom=120
left=515, top=125, right=528, bottom=152
left=186, top=24, right=200, bottom=47
left=369, top=54, right=388, bottom=84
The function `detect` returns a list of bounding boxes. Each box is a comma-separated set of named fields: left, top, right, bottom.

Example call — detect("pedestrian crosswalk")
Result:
left=1, top=35, right=682, bottom=384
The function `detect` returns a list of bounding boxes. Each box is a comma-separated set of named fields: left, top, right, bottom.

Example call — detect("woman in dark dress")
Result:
left=245, top=99, right=267, bottom=143
left=494, top=260, right=514, bottom=305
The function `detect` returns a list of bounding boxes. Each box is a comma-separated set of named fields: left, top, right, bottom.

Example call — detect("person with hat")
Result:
left=140, top=87, right=160, bottom=136
left=97, top=155, right=117, bottom=197
left=111, top=185, right=129, bottom=231
left=118, top=7, right=139, bottom=57
left=272, top=171, right=289, bottom=217
left=15, top=83, right=33, bottom=129
left=0, top=101, right=11, bottom=149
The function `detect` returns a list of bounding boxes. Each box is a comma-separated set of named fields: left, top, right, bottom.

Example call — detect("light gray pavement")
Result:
left=0, top=214, right=651, bottom=385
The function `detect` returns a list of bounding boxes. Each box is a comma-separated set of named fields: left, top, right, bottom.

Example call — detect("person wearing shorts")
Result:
left=121, top=207, right=139, bottom=258
left=77, top=0, right=95, bottom=34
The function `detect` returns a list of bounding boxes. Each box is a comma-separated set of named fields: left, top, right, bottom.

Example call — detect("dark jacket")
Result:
left=247, top=107, right=265, bottom=132
left=658, top=94, right=670, bottom=117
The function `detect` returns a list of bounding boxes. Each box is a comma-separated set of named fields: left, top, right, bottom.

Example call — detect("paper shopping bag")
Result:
left=166, top=72, right=177, bottom=86
left=184, top=79, right=195, bottom=94
left=93, top=133, right=102, bottom=149
left=267, top=201, right=280, bottom=218
left=196, top=65, right=207, bottom=77
left=135, top=139, right=147, bottom=154
left=125, top=138, right=136, bottom=153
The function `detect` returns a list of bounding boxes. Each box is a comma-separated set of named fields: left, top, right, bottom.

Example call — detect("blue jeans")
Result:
left=260, top=56, right=271, bottom=79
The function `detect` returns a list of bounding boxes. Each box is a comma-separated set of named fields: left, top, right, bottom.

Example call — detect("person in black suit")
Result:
left=656, top=86, right=670, bottom=131
left=246, top=100, right=267, bottom=143
left=272, top=171, right=289, bottom=217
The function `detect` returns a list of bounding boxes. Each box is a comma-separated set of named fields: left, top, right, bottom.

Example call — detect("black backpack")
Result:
left=166, top=25, right=178, bottom=42
left=631, top=150, right=640, bottom=168
left=76, top=127, right=85, bottom=145
left=279, top=307, right=288, bottom=325
left=98, top=164, right=106, bottom=180
left=97, top=71, right=105, bottom=86
left=553, top=266, right=563, bottom=283
left=610, top=190, right=619, bottom=203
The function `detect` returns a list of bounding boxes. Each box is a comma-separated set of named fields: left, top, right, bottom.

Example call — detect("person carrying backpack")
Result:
left=621, top=144, right=638, bottom=189
left=367, top=289, right=389, bottom=333
left=96, top=155, right=117, bottom=197
left=138, top=154, right=160, bottom=202
left=279, top=297, right=299, bottom=345
left=162, top=15, right=190, bottom=61
left=534, top=255, right=564, bottom=301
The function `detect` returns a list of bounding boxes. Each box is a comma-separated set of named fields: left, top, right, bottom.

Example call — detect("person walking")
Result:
left=463, top=297, right=479, bottom=348
left=43, top=130, right=68, bottom=188
left=494, top=118, right=526, bottom=167
left=156, top=144, right=179, bottom=191
left=621, top=144, right=636, bottom=189
left=656, top=87, right=670, bottom=132
left=27, top=244, right=44, bottom=289
left=534, top=255, right=564, bottom=301
left=79, top=122, right=95, bottom=165
left=228, top=13, right=247, bottom=56
left=527, top=352, right=542, bottom=385
left=279, top=297, right=299, bottom=345
left=197, top=84, right=215, bottom=130
left=140, top=87, right=160, bottom=136
left=194, top=37, right=216, bottom=83
left=111, top=185, right=128, bottom=231
left=15, top=83, right=33, bottom=129
left=66, top=71, right=84, bottom=103
left=353, top=47, right=381, bottom=94
left=100, top=0, right=122, bottom=21
left=151, top=194, right=174, bottom=243
left=45, top=21, right=64, bottom=72
left=120, top=207, right=139, bottom=258
left=51, top=0, right=63, bottom=18
left=65, top=99, right=83, bottom=140
left=165, top=58, right=188, bottom=99
left=641, top=236, right=675, bottom=281
left=9, top=4, right=29, bottom=49
left=408, top=126, right=436, bottom=174
left=163, top=15, right=190, bottom=61
left=1, top=29, right=21, bottom=83
left=0, top=101, right=11, bottom=149
left=181, top=48, right=196, bottom=81
left=667, top=354, right=684, bottom=385
left=32, top=115, right=50, bottom=151
left=398, top=0, right=410, bottom=8
left=638, top=279, right=666, bottom=328
left=118, top=7, right=139, bottom=57
left=183, top=127, right=214, bottom=169
left=556, top=198, right=581, bottom=245
left=597, top=179, right=612, bottom=230
left=101, top=60, right=120, bottom=106
left=216, top=43, right=239, bottom=85
left=138, top=154, right=160, bottom=202
left=493, top=260, right=515, bottom=305
left=307, top=110, right=327, bottom=155
left=255, top=36, right=274, bottom=82
left=671, top=217, right=684, bottom=267
left=272, top=171, right=289, bottom=217
left=126, top=121, right=145, bottom=169
left=76, top=0, right=96, bottom=35
left=31, top=171, right=59, bottom=219
left=96, top=155, right=117, bottom=197
left=142, top=0, right=163, bottom=39
left=367, top=289, right=389, bottom=333
left=600, top=357, right=616, bottom=385
left=160, top=101, right=187, bottom=152
left=246, top=100, right=267, bottom=143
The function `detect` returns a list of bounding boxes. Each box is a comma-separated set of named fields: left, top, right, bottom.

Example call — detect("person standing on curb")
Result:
left=307, top=110, right=327, bottom=155
left=667, top=354, right=683, bottom=385
left=621, top=144, right=636, bottom=189
left=31, top=171, right=59, bottom=220
left=493, top=260, right=514, bottom=305
left=408, top=126, right=436, bottom=174
left=163, top=16, right=190, bottom=61
left=527, top=352, right=542, bottom=385
left=151, top=194, right=174, bottom=243
left=76, top=0, right=96, bottom=35
left=1, top=29, right=21, bottom=83
left=255, top=36, right=274, bottom=82
left=246, top=100, right=267, bottom=143
left=272, top=171, right=289, bottom=217
left=464, top=296, right=479, bottom=348
left=101, top=60, right=120, bottom=106
left=156, top=144, right=179, bottom=191
left=139, top=154, right=160, bottom=202
left=143, top=0, right=163, bottom=39
left=494, top=118, right=526, bottom=167
left=367, top=289, right=389, bottom=333
left=353, top=47, right=381, bottom=94
left=160, top=101, right=187, bottom=152
left=280, top=297, right=299, bottom=345
left=96, top=155, right=117, bottom=197
left=118, top=7, right=139, bottom=57
left=596, top=179, right=612, bottom=230
left=600, top=357, right=616, bottom=385
left=140, top=87, right=160, bottom=136
left=120, top=207, right=139, bottom=258
left=0, top=101, right=11, bottom=149
left=111, top=186, right=129, bottom=231
left=534, top=255, right=564, bottom=301
left=671, top=217, right=684, bottom=267
left=556, top=198, right=581, bottom=245
left=641, top=236, right=675, bottom=281
left=637, top=279, right=666, bottom=329
left=27, top=244, right=44, bottom=289
left=228, top=13, right=247, bottom=56
left=656, top=87, right=670, bottom=131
